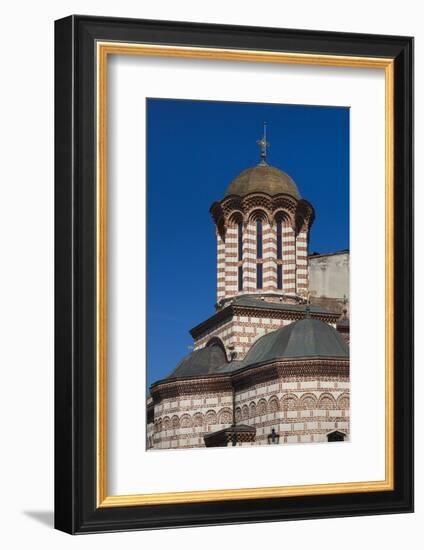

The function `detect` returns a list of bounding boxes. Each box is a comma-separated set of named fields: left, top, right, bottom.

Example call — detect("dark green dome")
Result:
left=242, top=318, right=348, bottom=366
left=166, top=343, right=227, bottom=379
left=225, top=163, right=300, bottom=199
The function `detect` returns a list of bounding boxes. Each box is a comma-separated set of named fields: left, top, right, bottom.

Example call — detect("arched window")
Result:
left=180, top=414, right=192, bottom=428
left=276, top=220, right=283, bottom=259
left=193, top=413, right=203, bottom=427
left=276, top=220, right=283, bottom=290
left=268, top=396, right=279, bottom=413
left=318, top=395, right=336, bottom=410
left=238, top=221, right=243, bottom=291
left=205, top=410, right=218, bottom=425
left=337, top=394, right=350, bottom=410
left=171, top=415, right=180, bottom=429
left=257, top=399, right=267, bottom=416
left=281, top=394, right=298, bottom=411
left=219, top=408, right=232, bottom=425
left=256, top=219, right=263, bottom=259
left=277, top=264, right=283, bottom=290
left=256, top=263, right=263, bottom=289
left=238, top=221, right=243, bottom=261
left=300, top=394, right=317, bottom=410
left=256, top=219, right=263, bottom=289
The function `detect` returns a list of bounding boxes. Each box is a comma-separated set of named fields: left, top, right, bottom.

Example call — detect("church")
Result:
left=147, top=129, right=350, bottom=450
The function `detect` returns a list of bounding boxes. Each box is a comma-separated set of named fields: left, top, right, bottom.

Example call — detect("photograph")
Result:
left=52, top=14, right=413, bottom=534
left=146, top=98, right=350, bottom=450
left=0, top=0, right=418, bottom=544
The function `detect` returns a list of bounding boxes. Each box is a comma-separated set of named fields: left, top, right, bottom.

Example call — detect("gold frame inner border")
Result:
left=96, top=42, right=395, bottom=508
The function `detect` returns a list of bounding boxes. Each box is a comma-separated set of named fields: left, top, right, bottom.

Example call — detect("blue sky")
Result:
left=147, top=98, right=349, bottom=386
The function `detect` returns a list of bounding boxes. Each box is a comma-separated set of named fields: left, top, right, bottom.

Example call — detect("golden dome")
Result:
left=225, top=163, right=301, bottom=199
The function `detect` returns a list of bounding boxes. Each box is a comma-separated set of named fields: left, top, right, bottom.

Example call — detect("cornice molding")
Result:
left=189, top=303, right=339, bottom=339
left=210, top=192, right=315, bottom=234
left=150, top=357, right=349, bottom=402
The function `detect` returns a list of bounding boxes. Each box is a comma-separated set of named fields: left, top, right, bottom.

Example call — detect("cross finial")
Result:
left=305, top=292, right=311, bottom=318
left=257, top=122, right=270, bottom=165
left=342, top=295, right=349, bottom=318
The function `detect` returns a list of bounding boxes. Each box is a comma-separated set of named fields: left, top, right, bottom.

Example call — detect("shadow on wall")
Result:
left=23, top=510, right=54, bottom=529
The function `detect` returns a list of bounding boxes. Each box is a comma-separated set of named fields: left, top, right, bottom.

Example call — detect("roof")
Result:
left=309, top=249, right=349, bottom=259
left=190, top=296, right=338, bottom=340
left=161, top=316, right=348, bottom=383
left=230, top=295, right=331, bottom=314
left=165, top=342, right=227, bottom=379
left=239, top=317, right=349, bottom=367
left=204, top=424, right=256, bottom=447
left=217, top=317, right=349, bottom=374
left=225, top=163, right=301, bottom=199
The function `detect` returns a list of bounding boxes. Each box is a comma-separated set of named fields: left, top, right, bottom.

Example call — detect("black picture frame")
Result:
left=55, top=15, right=413, bottom=534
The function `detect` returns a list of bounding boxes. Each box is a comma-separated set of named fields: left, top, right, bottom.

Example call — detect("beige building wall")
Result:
left=151, top=391, right=233, bottom=449
left=309, top=251, right=349, bottom=300
left=192, top=314, right=295, bottom=360
left=150, top=375, right=349, bottom=450
left=235, top=378, right=349, bottom=445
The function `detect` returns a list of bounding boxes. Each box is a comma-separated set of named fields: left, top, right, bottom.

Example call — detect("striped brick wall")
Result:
left=193, top=317, right=234, bottom=357
left=224, top=225, right=238, bottom=298
left=146, top=417, right=154, bottom=449
left=282, top=224, right=297, bottom=294
left=262, top=220, right=277, bottom=291
left=242, top=221, right=256, bottom=293
left=193, top=312, right=337, bottom=360
left=194, top=315, right=297, bottom=359
left=235, top=378, right=350, bottom=445
left=216, top=231, right=226, bottom=302
left=217, top=218, right=311, bottom=301
left=231, top=315, right=292, bottom=359
left=211, top=193, right=314, bottom=304
left=151, top=391, right=233, bottom=449
left=150, top=377, right=350, bottom=449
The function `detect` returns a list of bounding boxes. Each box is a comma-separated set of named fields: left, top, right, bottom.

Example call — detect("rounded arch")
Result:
left=241, top=404, right=249, bottom=420
left=205, top=336, right=228, bottom=357
left=180, top=414, right=192, bottom=428
left=300, top=393, right=317, bottom=410
left=227, top=210, right=244, bottom=226
left=247, top=208, right=270, bottom=224
left=205, top=410, right=218, bottom=425
left=337, top=393, right=350, bottom=410
left=218, top=407, right=232, bottom=425
left=257, top=398, right=268, bottom=416
left=249, top=401, right=257, bottom=418
left=162, top=416, right=171, bottom=430
left=295, top=199, right=315, bottom=235
left=268, top=395, right=280, bottom=413
left=273, top=209, right=292, bottom=226
left=216, top=219, right=226, bottom=241
left=171, top=415, right=180, bottom=429
left=193, top=412, right=204, bottom=427
left=235, top=407, right=242, bottom=422
left=318, top=393, right=336, bottom=410
left=281, top=394, right=298, bottom=411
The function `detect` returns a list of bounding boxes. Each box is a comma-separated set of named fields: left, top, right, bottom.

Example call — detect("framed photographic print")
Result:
left=54, top=15, right=413, bottom=534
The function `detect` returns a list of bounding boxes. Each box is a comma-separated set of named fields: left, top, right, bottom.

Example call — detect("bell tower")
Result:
left=210, top=125, right=315, bottom=308
left=188, top=126, right=330, bottom=362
